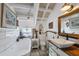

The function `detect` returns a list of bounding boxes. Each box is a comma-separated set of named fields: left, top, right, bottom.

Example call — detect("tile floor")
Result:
left=31, top=48, right=48, bottom=56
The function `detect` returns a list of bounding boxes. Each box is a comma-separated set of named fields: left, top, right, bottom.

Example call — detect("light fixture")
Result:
left=61, top=3, right=74, bottom=12
left=26, top=8, right=33, bottom=19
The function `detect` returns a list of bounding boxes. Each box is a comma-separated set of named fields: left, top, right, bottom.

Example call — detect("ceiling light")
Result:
left=61, top=3, right=73, bottom=12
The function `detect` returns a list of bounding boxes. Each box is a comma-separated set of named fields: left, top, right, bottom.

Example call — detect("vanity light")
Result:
left=61, top=3, right=74, bottom=12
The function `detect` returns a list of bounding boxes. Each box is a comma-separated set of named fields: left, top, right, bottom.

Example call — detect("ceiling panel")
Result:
left=37, top=10, right=44, bottom=17
left=9, top=3, right=34, bottom=8
left=8, top=3, right=34, bottom=16
left=39, top=3, right=47, bottom=9
left=42, top=19, right=47, bottom=21
left=44, top=12, right=50, bottom=18
left=48, top=3, right=55, bottom=10
left=37, top=19, right=41, bottom=21
left=38, top=3, right=55, bottom=21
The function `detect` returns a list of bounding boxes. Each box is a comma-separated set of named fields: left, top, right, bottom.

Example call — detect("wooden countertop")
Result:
left=61, top=46, right=79, bottom=56
left=48, top=40, right=79, bottom=56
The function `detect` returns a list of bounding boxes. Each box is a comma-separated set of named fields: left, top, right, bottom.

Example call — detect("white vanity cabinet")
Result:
left=48, top=41, right=68, bottom=56
left=49, top=47, right=57, bottom=56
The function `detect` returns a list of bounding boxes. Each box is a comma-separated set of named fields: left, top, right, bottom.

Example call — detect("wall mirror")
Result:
left=58, top=7, right=79, bottom=39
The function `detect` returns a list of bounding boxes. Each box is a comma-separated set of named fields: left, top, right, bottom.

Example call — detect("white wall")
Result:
left=47, top=3, right=63, bottom=32
left=17, top=16, right=35, bottom=28
left=36, top=20, right=47, bottom=32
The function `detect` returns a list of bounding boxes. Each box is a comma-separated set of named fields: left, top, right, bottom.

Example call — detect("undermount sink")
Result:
left=51, top=39, right=75, bottom=48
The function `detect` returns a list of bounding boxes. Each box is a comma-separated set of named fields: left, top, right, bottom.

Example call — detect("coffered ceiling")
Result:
left=37, top=3, right=55, bottom=21
left=8, top=3, right=34, bottom=16
left=7, top=3, right=55, bottom=21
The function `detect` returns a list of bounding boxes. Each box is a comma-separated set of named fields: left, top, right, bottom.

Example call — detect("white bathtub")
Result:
left=0, top=38, right=32, bottom=56
left=0, top=28, right=32, bottom=56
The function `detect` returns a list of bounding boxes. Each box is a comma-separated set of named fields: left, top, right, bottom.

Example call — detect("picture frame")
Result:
left=49, top=22, right=53, bottom=29
left=2, top=4, right=16, bottom=28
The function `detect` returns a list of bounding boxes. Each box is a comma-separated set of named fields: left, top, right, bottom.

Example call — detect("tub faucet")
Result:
left=57, top=35, right=59, bottom=39
left=16, top=30, right=23, bottom=42
left=16, top=37, right=19, bottom=42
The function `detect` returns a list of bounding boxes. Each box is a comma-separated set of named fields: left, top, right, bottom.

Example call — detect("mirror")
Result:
left=58, top=7, right=79, bottom=39
left=61, top=15, right=79, bottom=34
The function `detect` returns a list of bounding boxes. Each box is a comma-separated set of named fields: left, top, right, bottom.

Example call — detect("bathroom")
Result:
left=0, top=2, right=79, bottom=56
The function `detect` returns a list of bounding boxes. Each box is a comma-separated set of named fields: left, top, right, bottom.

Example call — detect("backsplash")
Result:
left=0, top=28, right=6, bottom=40
left=47, top=32, right=60, bottom=40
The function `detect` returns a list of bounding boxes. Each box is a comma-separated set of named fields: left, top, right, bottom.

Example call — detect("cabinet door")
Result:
left=48, top=42, right=68, bottom=56
left=48, top=42, right=57, bottom=50
left=49, top=47, right=57, bottom=56
left=57, top=49, right=68, bottom=56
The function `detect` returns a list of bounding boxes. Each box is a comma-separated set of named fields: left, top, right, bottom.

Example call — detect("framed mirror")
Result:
left=58, top=7, right=79, bottom=39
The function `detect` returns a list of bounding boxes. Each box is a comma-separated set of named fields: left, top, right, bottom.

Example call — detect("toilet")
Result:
left=39, top=34, right=46, bottom=50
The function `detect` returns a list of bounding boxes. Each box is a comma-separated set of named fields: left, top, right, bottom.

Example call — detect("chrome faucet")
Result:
left=57, top=35, right=59, bottom=39
left=16, top=30, right=23, bottom=42
left=16, top=37, right=19, bottom=42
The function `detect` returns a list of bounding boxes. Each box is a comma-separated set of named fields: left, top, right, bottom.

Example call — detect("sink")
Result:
left=51, top=39, right=75, bottom=48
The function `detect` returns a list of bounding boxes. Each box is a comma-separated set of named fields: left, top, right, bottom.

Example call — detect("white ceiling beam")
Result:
left=8, top=3, right=34, bottom=9
left=42, top=3, right=50, bottom=20
left=34, top=3, right=39, bottom=26
left=37, top=17, right=47, bottom=20
left=13, top=6, right=33, bottom=10
left=38, top=8, right=52, bottom=12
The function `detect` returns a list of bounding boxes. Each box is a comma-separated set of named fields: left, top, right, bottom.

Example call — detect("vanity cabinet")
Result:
left=48, top=41, right=68, bottom=56
left=49, top=47, right=57, bottom=56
